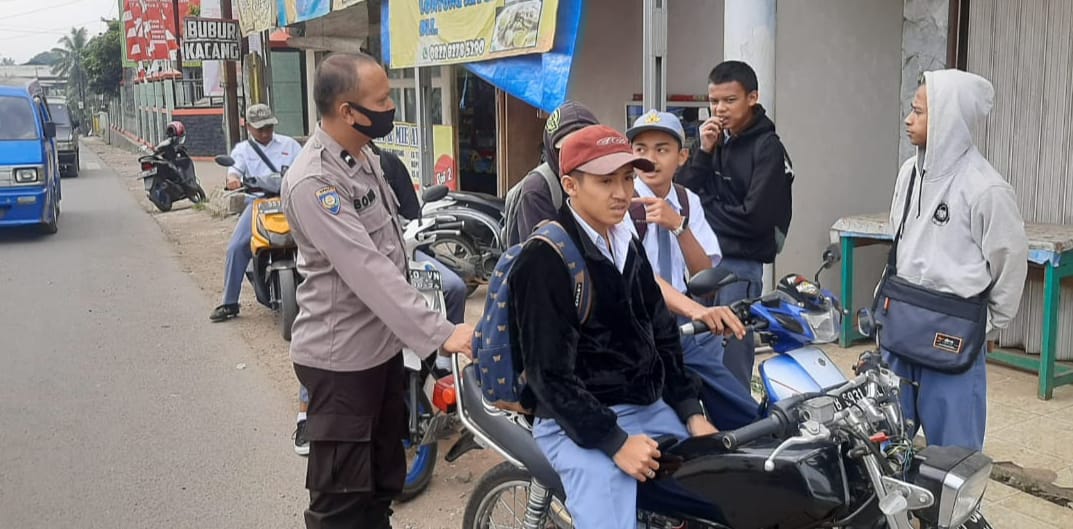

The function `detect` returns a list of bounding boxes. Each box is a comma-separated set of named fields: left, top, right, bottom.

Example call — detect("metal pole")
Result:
left=642, top=0, right=667, bottom=111
left=220, top=0, right=241, bottom=148
left=171, top=0, right=184, bottom=73
left=414, top=66, right=434, bottom=188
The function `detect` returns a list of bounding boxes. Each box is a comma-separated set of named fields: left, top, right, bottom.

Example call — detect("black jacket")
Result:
left=677, top=106, right=792, bottom=263
left=371, top=143, right=421, bottom=220
left=507, top=210, right=703, bottom=457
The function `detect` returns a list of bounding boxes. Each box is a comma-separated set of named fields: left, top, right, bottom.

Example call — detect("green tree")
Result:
left=25, top=50, right=60, bottom=66
left=51, top=27, right=89, bottom=126
left=83, top=19, right=122, bottom=102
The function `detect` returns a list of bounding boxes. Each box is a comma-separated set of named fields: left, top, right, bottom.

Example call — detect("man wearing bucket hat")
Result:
left=210, top=103, right=302, bottom=323
left=509, top=124, right=718, bottom=529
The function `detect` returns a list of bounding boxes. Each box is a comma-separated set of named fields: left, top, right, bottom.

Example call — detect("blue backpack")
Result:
left=473, top=221, right=593, bottom=411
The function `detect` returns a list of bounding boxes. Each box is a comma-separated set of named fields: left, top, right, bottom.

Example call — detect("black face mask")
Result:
left=347, top=102, right=396, bottom=139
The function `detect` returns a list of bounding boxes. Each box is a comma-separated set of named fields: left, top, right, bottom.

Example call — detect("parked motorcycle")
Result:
left=421, top=189, right=505, bottom=295
left=398, top=184, right=466, bottom=502
left=213, top=155, right=300, bottom=341
left=138, top=121, right=206, bottom=212
left=449, top=258, right=994, bottom=529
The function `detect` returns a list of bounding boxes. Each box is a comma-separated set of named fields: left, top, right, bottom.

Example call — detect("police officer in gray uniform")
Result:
left=281, top=52, right=474, bottom=529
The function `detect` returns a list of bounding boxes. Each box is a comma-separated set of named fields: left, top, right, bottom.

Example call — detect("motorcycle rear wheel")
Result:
left=278, top=268, right=299, bottom=342
left=464, top=463, right=537, bottom=529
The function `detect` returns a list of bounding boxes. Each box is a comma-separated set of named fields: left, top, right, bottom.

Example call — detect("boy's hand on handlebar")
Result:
left=687, top=415, right=719, bottom=437
left=225, top=176, right=242, bottom=190
left=685, top=304, right=746, bottom=340
left=614, top=435, right=661, bottom=482
left=442, top=323, right=475, bottom=358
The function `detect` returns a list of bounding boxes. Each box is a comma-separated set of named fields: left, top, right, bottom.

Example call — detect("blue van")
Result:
left=0, top=80, right=61, bottom=234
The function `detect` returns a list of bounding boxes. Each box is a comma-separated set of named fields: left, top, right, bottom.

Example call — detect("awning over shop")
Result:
left=461, top=0, right=582, bottom=113
left=285, top=4, right=371, bottom=54
left=381, top=0, right=583, bottom=113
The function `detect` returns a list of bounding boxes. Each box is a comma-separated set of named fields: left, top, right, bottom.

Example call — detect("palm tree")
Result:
left=51, top=27, right=89, bottom=131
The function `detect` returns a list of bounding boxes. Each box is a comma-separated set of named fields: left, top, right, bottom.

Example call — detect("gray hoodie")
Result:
left=889, top=69, right=1028, bottom=336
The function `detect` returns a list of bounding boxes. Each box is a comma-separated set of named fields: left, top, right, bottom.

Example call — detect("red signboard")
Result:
left=123, top=0, right=202, bottom=62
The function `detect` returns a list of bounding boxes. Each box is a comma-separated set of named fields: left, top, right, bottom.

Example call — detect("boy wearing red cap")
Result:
left=508, top=125, right=717, bottom=529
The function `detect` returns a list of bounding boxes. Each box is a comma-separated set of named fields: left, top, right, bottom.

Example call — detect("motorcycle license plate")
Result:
left=140, top=168, right=157, bottom=178
left=833, top=386, right=872, bottom=412
left=409, top=268, right=442, bottom=292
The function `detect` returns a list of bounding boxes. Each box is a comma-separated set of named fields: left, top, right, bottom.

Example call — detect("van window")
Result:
left=0, top=96, right=38, bottom=141
left=48, top=103, right=72, bottom=126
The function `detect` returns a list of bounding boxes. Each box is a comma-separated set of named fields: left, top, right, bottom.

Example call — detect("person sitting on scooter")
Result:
left=626, top=110, right=759, bottom=430
left=510, top=125, right=718, bottom=529
left=210, top=104, right=303, bottom=322
left=292, top=142, right=467, bottom=457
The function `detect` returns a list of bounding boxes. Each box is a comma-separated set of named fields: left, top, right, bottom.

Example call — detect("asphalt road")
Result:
left=0, top=148, right=306, bottom=528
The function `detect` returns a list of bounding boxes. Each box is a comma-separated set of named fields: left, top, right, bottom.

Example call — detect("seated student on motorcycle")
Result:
left=291, top=142, right=468, bottom=456
left=210, top=104, right=303, bottom=322
left=626, top=110, right=759, bottom=430
left=510, top=125, right=718, bottom=529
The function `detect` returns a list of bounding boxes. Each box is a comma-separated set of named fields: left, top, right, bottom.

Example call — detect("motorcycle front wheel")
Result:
left=186, top=183, right=207, bottom=204
left=277, top=268, right=299, bottom=342
left=397, top=389, right=437, bottom=503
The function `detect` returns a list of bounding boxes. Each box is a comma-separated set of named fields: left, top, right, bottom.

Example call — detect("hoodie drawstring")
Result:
left=916, top=169, right=926, bottom=218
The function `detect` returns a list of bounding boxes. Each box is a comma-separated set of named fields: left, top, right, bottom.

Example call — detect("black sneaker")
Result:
left=209, top=303, right=240, bottom=322
left=293, top=420, right=310, bottom=456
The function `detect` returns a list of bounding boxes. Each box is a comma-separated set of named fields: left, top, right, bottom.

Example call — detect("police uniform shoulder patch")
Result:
left=315, top=185, right=341, bottom=215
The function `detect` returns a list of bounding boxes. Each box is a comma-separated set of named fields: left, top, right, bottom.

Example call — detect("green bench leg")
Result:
left=1039, top=264, right=1061, bottom=400
left=840, top=236, right=858, bottom=347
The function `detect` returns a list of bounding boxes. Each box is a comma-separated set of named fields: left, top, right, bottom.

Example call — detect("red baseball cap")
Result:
left=559, top=125, right=656, bottom=176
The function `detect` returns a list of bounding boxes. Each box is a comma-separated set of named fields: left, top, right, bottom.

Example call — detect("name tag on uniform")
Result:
left=354, top=189, right=378, bottom=212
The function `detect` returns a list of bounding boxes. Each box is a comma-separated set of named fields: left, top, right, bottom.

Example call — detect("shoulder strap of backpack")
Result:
left=628, top=189, right=649, bottom=241
left=673, top=184, right=690, bottom=220
left=536, top=163, right=563, bottom=210
left=529, top=221, right=593, bottom=324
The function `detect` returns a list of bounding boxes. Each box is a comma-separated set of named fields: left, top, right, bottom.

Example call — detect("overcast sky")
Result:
left=0, top=0, right=119, bottom=64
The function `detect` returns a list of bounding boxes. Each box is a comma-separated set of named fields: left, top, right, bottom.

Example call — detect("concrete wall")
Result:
left=773, top=0, right=905, bottom=305
left=178, top=113, right=229, bottom=157
left=568, top=0, right=724, bottom=129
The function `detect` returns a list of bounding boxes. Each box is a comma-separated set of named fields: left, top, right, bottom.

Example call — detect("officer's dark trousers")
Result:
left=295, top=354, right=406, bottom=529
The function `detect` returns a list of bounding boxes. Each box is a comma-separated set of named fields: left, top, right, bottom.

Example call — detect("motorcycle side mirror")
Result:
left=822, top=243, right=842, bottom=268
left=686, top=268, right=738, bottom=298
left=214, top=155, right=236, bottom=167
left=422, top=184, right=449, bottom=203
left=856, top=308, right=876, bottom=338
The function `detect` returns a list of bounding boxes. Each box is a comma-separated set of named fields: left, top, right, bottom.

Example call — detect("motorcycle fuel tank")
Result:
left=760, top=346, right=848, bottom=404
left=667, top=437, right=849, bottom=528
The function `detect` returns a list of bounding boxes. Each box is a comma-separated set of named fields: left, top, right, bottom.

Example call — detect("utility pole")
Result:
left=220, top=0, right=241, bottom=147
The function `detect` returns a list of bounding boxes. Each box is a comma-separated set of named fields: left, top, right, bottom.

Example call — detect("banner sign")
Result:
left=123, top=0, right=201, bottom=62
left=183, top=18, right=241, bottom=61
left=236, top=0, right=278, bottom=35
left=277, top=0, right=331, bottom=26
left=388, top=0, right=559, bottom=68
left=378, top=122, right=458, bottom=192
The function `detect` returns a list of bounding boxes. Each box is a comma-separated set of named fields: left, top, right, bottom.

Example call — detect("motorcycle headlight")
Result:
left=802, top=306, right=841, bottom=343
left=911, top=446, right=992, bottom=529
left=14, top=167, right=39, bottom=183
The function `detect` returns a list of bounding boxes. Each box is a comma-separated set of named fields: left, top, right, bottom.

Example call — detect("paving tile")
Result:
left=989, top=417, right=1073, bottom=462
left=985, top=438, right=1069, bottom=476
left=1056, top=466, right=1073, bottom=489
left=984, top=480, right=1022, bottom=502
left=988, top=401, right=1046, bottom=435
left=980, top=502, right=1061, bottom=529
left=996, top=490, right=1073, bottom=526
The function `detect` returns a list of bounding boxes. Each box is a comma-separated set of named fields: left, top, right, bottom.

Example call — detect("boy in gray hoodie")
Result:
left=887, top=69, right=1028, bottom=451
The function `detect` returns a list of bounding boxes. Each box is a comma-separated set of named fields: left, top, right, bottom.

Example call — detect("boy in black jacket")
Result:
left=509, top=125, right=717, bottom=529
left=678, top=61, right=793, bottom=388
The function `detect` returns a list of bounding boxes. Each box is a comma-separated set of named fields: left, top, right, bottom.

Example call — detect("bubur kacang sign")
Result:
left=182, top=17, right=241, bottom=61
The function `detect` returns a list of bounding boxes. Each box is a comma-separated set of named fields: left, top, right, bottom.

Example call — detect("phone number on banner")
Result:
left=423, top=39, right=488, bottom=62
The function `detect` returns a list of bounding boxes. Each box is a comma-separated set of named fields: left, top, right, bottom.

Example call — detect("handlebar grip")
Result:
left=438, top=221, right=465, bottom=230
left=678, top=320, right=709, bottom=336
left=720, top=414, right=785, bottom=451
